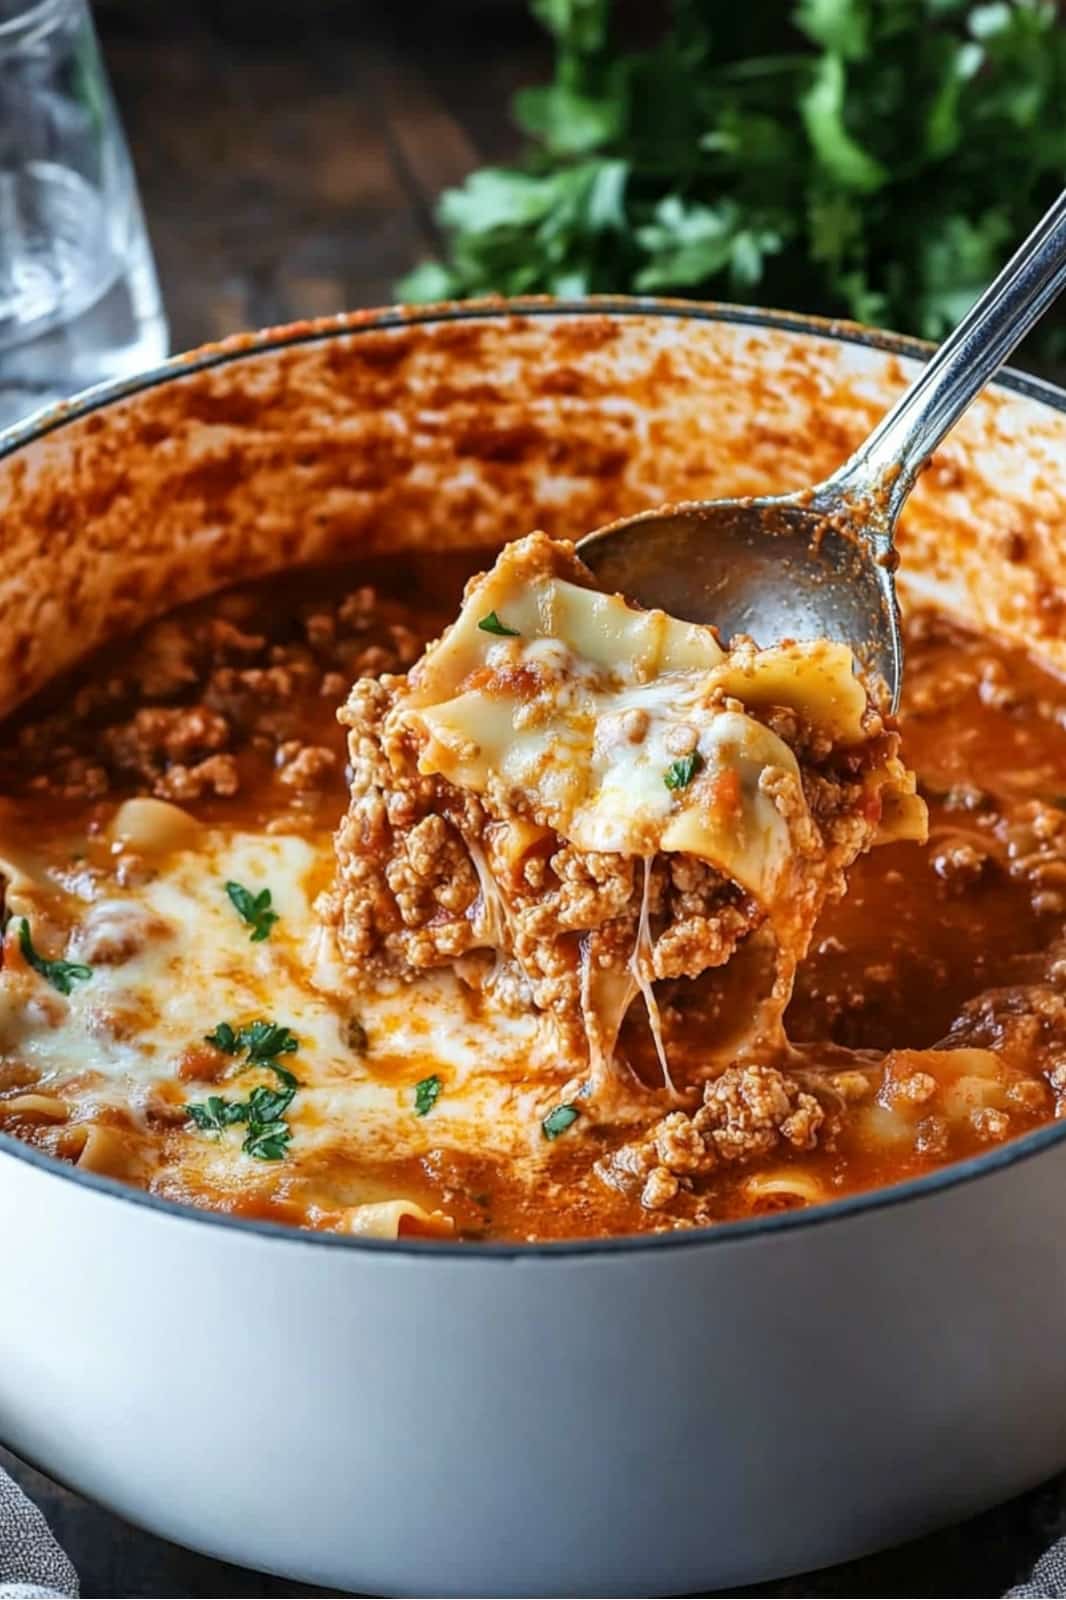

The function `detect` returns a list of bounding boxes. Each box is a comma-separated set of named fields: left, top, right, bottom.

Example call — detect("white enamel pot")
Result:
left=1, top=300, right=1066, bottom=1597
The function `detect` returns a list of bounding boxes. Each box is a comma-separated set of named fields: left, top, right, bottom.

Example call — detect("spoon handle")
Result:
left=824, top=188, right=1066, bottom=536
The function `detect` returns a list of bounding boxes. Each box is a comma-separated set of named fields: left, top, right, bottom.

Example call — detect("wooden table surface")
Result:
left=100, top=0, right=546, bottom=356
left=5, top=2, right=1063, bottom=1594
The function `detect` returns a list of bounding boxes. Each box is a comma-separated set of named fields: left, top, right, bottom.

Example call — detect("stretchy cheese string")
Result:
left=630, top=855, right=679, bottom=1098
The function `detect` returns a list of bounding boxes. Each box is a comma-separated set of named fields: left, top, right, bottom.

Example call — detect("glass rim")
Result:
left=0, top=0, right=77, bottom=49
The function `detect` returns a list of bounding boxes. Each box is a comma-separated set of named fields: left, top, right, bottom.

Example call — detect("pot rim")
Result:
left=2, top=292, right=1065, bottom=1262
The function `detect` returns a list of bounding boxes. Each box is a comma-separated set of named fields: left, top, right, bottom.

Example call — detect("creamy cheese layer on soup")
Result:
left=0, top=542, right=1063, bottom=1241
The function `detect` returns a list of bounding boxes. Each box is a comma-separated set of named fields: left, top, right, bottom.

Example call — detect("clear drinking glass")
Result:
left=0, top=0, right=166, bottom=429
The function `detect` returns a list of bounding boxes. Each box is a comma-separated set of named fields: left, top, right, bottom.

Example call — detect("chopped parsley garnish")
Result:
left=186, top=1082, right=295, bottom=1161
left=186, top=1090, right=295, bottom=1161
left=664, top=751, right=704, bottom=792
left=17, top=919, right=92, bottom=996
left=187, top=1096, right=248, bottom=1133
left=542, top=1103, right=580, bottom=1140
left=240, top=1019, right=299, bottom=1066
left=242, top=1121, right=293, bottom=1162
left=246, top=1082, right=297, bottom=1123
left=225, top=880, right=280, bottom=942
left=266, top=1062, right=300, bottom=1092
left=189, top=1020, right=301, bottom=1160
left=477, top=611, right=520, bottom=637
left=204, top=1019, right=299, bottom=1071
left=414, top=1074, right=442, bottom=1116
left=205, top=1021, right=241, bottom=1054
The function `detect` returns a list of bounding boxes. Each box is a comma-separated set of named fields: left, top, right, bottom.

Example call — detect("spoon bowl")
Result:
left=579, top=189, right=1066, bottom=711
left=579, top=494, right=901, bottom=698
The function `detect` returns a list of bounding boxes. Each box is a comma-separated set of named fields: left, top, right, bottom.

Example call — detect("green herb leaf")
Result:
left=205, top=1019, right=299, bottom=1071
left=514, top=82, right=622, bottom=155
left=542, top=1103, right=580, bottom=1140
left=636, top=195, right=783, bottom=293
left=242, top=1121, right=293, bottom=1161
left=414, top=1074, right=443, bottom=1116
left=393, top=259, right=457, bottom=303
left=477, top=611, right=520, bottom=638
left=186, top=1095, right=249, bottom=1133
left=237, top=1020, right=299, bottom=1066
left=794, top=0, right=869, bottom=62
left=17, top=920, right=92, bottom=996
left=664, top=751, right=704, bottom=791
left=205, top=1021, right=241, bottom=1054
left=800, top=53, right=888, bottom=194
left=225, top=880, right=280, bottom=943
left=246, top=1082, right=296, bottom=1124
left=531, top=0, right=609, bottom=55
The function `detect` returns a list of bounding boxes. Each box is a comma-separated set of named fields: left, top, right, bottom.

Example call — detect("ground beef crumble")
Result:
left=999, top=801, right=1066, bottom=917
left=0, top=565, right=444, bottom=819
left=597, top=1065, right=830, bottom=1211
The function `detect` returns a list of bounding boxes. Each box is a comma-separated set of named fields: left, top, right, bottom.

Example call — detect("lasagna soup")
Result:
left=0, top=535, right=1064, bottom=1241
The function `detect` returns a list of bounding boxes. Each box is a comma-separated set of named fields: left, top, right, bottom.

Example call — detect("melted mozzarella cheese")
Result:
left=0, top=827, right=567, bottom=1191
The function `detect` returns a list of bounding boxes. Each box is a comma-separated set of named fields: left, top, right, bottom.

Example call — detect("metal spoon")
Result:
left=577, top=190, right=1066, bottom=710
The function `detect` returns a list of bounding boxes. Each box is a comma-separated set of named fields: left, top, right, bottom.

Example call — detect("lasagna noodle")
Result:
left=335, top=1199, right=454, bottom=1238
left=744, top=1170, right=828, bottom=1206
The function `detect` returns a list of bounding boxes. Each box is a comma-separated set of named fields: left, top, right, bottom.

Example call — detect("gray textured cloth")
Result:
left=1009, top=1540, right=1066, bottom=1598
left=0, top=1467, right=77, bottom=1599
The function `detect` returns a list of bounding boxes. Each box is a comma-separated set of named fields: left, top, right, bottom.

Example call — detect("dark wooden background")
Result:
left=4, top=1, right=1065, bottom=1594
left=101, top=0, right=548, bottom=354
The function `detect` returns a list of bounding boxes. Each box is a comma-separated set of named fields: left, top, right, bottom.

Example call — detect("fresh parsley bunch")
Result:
left=398, top=0, right=1066, bottom=363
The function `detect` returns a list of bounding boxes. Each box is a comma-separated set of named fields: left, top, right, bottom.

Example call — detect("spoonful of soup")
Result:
left=577, top=189, right=1066, bottom=711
